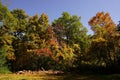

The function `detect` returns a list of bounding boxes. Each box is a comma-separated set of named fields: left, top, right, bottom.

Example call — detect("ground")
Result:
left=1, top=72, right=120, bottom=80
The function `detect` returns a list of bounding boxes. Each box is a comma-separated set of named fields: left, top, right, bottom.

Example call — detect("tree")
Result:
left=88, top=12, right=116, bottom=66
left=52, top=12, right=88, bottom=51
left=53, top=12, right=78, bottom=45
left=5, top=9, right=29, bottom=71
left=52, top=12, right=90, bottom=69
left=0, top=1, right=17, bottom=72
left=88, top=12, right=115, bottom=37
left=11, top=9, right=28, bottom=39
left=10, top=13, right=51, bottom=71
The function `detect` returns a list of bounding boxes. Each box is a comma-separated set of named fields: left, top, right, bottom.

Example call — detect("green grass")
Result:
left=1, top=73, right=120, bottom=80
left=0, top=67, right=11, bottom=74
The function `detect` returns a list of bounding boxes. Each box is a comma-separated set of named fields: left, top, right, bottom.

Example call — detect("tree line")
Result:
left=0, top=2, right=120, bottom=73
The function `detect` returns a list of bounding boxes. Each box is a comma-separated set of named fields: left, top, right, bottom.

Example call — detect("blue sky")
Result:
left=2, top=0, right=120, bottom=34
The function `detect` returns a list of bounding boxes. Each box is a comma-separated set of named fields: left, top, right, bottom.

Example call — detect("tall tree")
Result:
left=88, top=12, right=116, bottom=66
left=52, top=12, right=90, bottom=69
left=10, top=9, right=30, bottom=71
left=52, top=12, right=88, bottom=49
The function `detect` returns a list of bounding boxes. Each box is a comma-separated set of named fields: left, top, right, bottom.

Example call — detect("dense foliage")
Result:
left=0, top=2, right=120, bottom=73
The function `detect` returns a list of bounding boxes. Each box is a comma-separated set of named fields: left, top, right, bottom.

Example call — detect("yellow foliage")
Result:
left=93, top=37, right=107, bottom=43
left=7, top=53, right=15, bottom=60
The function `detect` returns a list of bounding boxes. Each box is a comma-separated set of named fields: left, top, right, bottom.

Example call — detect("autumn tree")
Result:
left=10, top=13, right=51, bottom=71
left=46, top=26, right=76, bottom=70
left=88, top=12, right=116, bottom=66
left=89, top=12, right=115, bottom=37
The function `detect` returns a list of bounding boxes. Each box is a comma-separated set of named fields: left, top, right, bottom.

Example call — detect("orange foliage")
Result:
left=88, top=12, right=116, bottom=35
left=46, top=26, right=59, bottom=49
left=46, top=26, right=54, bottom=39
left=33, top=48, right=52, bottom=57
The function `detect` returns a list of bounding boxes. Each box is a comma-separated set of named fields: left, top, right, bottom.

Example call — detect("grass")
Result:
left=1, top=73, right=120, bottom=80
left=0, top=73, right=63, bottom=80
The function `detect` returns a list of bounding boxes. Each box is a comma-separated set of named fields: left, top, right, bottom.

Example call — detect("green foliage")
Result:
left=0, top=48, right=6, bottom=67
left=52, top=12, right=90, bottom=68
left=52, top=12, right=87, bottom=46
left=0, top=2, right=17, bottom=73
left=0, top=48, right=11, bottom=73
left=11, top=9, right=28, bottom=39
left=0, top=2, right=17, bottom=31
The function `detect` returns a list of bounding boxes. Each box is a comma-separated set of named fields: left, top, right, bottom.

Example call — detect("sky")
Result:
left=2, top=0, right=120, bottom=34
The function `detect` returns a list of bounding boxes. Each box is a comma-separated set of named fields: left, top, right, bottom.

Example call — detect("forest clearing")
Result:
left=0, top=0, right=120, bottom=80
